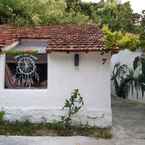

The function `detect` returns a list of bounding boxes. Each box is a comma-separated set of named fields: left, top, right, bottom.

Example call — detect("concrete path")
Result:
left=0, top=135, right=145, bottom=145
left=0, top=97, right=145, bottom=145
left=112, top=97, right=145, bottom=140
left=0, top=136, right=113, bottom=145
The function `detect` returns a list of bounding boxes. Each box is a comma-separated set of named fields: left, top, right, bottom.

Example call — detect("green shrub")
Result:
left=102, top=25, right=140, bottom=50
left=61, top=89, right=84, bottom=128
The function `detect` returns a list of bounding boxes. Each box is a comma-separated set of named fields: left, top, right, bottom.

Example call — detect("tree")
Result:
left=139, top=10, right=145, bottom=48
left=115, top=2, right=134, bottom=32
left=0, top=0, right=32, bottom=25
left=0, top=0, right=90, bottom=26
left=80, top=2, right=103, bottom=24
left=97, top=1, right=135, bottom=32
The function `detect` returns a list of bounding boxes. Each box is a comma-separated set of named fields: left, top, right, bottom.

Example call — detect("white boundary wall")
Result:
left=111, top=49, right=145, bottom=103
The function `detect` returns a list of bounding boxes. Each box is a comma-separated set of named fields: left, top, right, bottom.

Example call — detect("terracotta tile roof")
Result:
left=0, top=25, right=17, bottom=48
left=0, top=24, right=109, bottom=52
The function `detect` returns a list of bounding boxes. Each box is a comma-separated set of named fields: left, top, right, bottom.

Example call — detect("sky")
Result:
left=82, top=0, right=145, bottom=13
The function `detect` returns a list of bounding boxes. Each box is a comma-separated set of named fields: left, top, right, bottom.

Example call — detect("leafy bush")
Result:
left=117, top=33, right=140, bottom=51
left=61, top=89, right=84, bottom=128
left=102, top=25, right=140, bottom=50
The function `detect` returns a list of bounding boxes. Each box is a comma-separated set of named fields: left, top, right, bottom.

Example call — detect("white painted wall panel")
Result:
left=0, top=52, right=111, bottom=127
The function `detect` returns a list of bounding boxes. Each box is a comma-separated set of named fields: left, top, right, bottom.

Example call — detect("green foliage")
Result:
left=0, top=120, right=112, bottom=138
left=57, top=12, right=90, bottom=25
left=102, top=25, right=140, bottom=50
left=117, top=33, right=140, bottom=51
left=139, top=12, right=145, bottom=48
left=116, top=2, right=134, bottom=32
left=140, top=31, right=145, bottom=49
left=61, top=89, right=84, bottom=128
left=80, top=2, right=101, bottom=24
left=1, top=49, right=38, bottom=56
left=112, top=56, right=145, bottom=99
left=97, top=0, right=118, bottom=26
left=0, top=111, right=5, bottom=122
left=0, top=0, right=134, bottom=29
left=65, top=0, right=81, bottom=12
left=96, top=1, right=134, bottom=32
left=102, top=25, right=122, bottom=49
left=0, top=0, right=34, bottom=25
left=0, top=0, right=90, bottom=26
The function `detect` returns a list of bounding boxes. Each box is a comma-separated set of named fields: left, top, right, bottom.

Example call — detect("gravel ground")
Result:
left=0, top=97, right=145, bottom=145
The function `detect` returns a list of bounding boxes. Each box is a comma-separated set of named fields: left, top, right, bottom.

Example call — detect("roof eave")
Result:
left=46, top=48, right=113, bottom=53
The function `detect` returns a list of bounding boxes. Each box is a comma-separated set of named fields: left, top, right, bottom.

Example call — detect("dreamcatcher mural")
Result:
left=14, top=55, right=40, bottom=88
left=5, top=54, right=47, bottom=89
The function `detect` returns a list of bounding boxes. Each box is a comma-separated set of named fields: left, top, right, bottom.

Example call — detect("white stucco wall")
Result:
left=111, top=49, right=145, bottom=103
left=0, top=52, right=112, bottom=128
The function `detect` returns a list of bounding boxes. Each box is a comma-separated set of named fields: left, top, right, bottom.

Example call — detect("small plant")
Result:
left=0, top=111, right=5, bottom=122
left=61, top=89, right=84, bottom=128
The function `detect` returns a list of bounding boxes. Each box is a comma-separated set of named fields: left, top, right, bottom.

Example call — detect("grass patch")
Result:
left=126, top=99, right=145, bottom=106
left=0, top=121, right=112, bottom=139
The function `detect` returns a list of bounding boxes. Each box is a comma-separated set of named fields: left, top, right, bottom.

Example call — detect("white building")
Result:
left=0, top=25, right=115, bottom=128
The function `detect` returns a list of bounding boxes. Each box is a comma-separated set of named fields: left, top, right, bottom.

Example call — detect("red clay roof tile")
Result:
left=0, top=24, right=110, bottom=52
